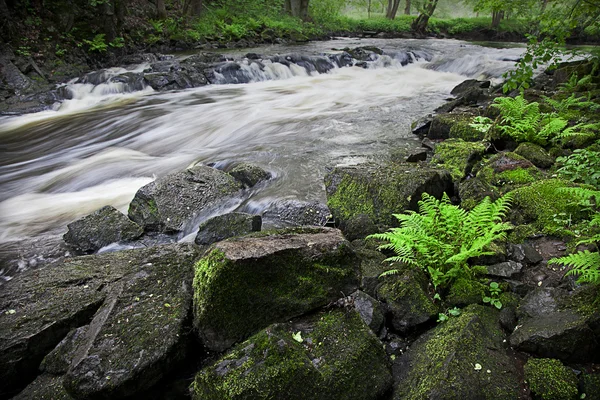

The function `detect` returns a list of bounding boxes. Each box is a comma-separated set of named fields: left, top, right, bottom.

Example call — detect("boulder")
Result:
left=352, top=290, right=385, bottom=334
left=510, top=286, right=600, bottom=363
left=523, top=358, right=578, bottom=400
left=376, top=266, right=439, bottom=332
left=451, top=79, right=491, bottom=96
left=475, top=152, right=543, bottom=190
left=324, top=162, right=453, bottom=235
left=63, top=205, right=143, bottom=253
left=394, top=305, right=521, bottom=400
left=582, top=371, right=600, bottom=400
left=446, top=278, right=487, bottom=307
left=261, top=200, right=331, bottom=227
left=128, top=165, right=242, bottom=233
left=0, top=243, right=201, bottom=398
left=486, top=261, right=523, bottom=278
left=194, top=212, right=261, bottom=245
left=431, top=139, right=488, bottom=181
left=190, top=309, right=392, bottom=400
left=227, top=162, right=271, bottom=188
left=508, top=243, right=543, bottom=265
left=458, top=176, right=500, bottom=210
left=11, top=374, right=73, bottom=400
left=428, top=113, right=483, bottom=141
left=514, top=142, right=555, bottom=169
left=193, top=227, right=360, bottom=352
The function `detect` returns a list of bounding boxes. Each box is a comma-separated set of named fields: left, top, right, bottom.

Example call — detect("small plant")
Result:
left=83, top=34, right=108, bottom=52
left=469, top=116, right=493, bottom=135
left=557, top=147, right=600, bottom=187
left=15, top=46, right=31, bottom=57
left=369, top=192, right=513, bottom=290
left=482, top=282, right=503, bottom=309
left=109, top=37, right=125, bottom=48
left=55, top=44, right=66, bottom=57
left=437, top=307, right=461, bottom=323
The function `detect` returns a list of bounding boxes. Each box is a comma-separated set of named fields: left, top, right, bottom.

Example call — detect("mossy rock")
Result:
left=11, top=374, right=73, bottom=400
left=376, top=265, right=439, bottom=332
left=446, top=278, right=487, bottom=307
left=431, top=139, right=488, bottom=181
left=507, top=179, right=590, bottom=237
left=192, top=228, right=360, bottom=352
left=476, top=152, right=543, bottom=191
left=524, top=358, right=578, bottom=400
left=514, top=142, right=555, bottom=169
left=458, top=177, right=500, bottom=210
left=428, top=113, right=484, bottom=141
left=393, top=304, right=520, bottom=400
left=582, top=371, right=600, bottom=400
left=324, top=162, right=453, bottom=233
left=190, top=309, right=393, bottom=400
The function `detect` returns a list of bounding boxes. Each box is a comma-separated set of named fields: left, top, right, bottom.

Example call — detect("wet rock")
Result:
left=11, top=374, right=73, bottom=400
left=107, top=72, right=146, bottom=92
left=514, top=142, right=555, bottom=169
left=411, top=115, right=432, bottom=136
left=508, top=243, right=543, bottom=265
left=487, top=261, right=523, bottom=278
left=352, top=290, right=385, bottom=334
left=523, top=358, right=578, bottom=400
left=450, top=79, right=491, bottom=96
left=353, top=241, right=388, bottom=297
left=510, top=286, right=600, bottom=363
left=128, top=165, right=242, bottom=233
left=394, top=305, right=520, bottom=400
left=431, top=139, right=487, bottom=181
left=499, top=307, right=518, bottom=332
left=324, top=162, right=453, bottom=235
left=338, top=213, right=379, bottom=241
left=63, top=205, right=143, bottom=253
left=193, top=227, right=360, bottom=352
left=191, top=309, right=392, bottom=400
left=427, top=112, right=483, bottom=141
left=195, top=212, right=261, bottom=246
left=376, top=266, right=438, bottom=332
left=342, top=46, right=384, bottom=61
left=227, top=162, right=271, bottom=188
left=475, top=152, right=543, bottom=191
left=405, top=149, right=428, bottom=162
left=446, top=278, right=487, bottom=307
left=261, top=200, right=331, bottom=227
left=458, top=177, right=500, bottom=210
left=143, top=70, right=207, bottom=91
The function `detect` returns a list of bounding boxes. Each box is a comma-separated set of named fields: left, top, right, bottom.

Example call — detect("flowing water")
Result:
left=0, top=38, right=525, bottom=256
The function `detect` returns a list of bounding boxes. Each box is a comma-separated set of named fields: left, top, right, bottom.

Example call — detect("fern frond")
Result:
left=549, top=250, right=600, bottom=284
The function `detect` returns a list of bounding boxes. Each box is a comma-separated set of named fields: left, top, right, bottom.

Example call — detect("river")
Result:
left=0, top=38, right=525, bottom=258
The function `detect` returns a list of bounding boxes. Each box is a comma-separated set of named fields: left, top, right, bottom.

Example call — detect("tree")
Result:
left=386, top=0, right=401, bottom=19
left=285, top=0, right=310, bottom=20
left=405, top=0, right=411, bottom=14
left=184, top=0, right=202, bottom=16
left=156, top=0, right=167, bottom=19
left=411, top=0, right=439, bottom=33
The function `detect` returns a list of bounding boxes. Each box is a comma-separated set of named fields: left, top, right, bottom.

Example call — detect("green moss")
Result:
left=582, top=372, right=600, bottom=400
left=326, top=176, right=375, bottom=221
left=514, top=142, right=555, bottom=169
left=524, top=358, right=578, bottom=400
left=508, top=179, right=591, bottom=237
left=475, top=152, right=543, bottom=191
left=446, top=278, right=487, bottom=307
left=432, top=139, right=487, bottom=181
left=449, top=117, right=486, bottom=142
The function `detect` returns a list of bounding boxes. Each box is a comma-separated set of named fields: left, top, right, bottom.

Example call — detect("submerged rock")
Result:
left=128, top=165, right=242, bottom=233
left=192, top=227, right=360, bottom=352
left=191, top=309, right=392, bottom=400
left=261, top=200, right=331, bottom=227
left=63, top=205, right=143, bottom=253
left=227, top=162, right=271, bottom=188
left=394, top=305, right=521, bottom=400
left=195, top=212, right=261, bottom=245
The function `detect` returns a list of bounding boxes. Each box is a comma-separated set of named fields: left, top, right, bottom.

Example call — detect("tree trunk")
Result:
left=386, top=0, right=400, bottom=19
left=285, top=0, right=310, bottom=20
left=156, top=0, right=167, bottom=19
left=404, top=0, right=410, bottom=15
left=491, top=10, right=504, bottom=28
left=368, top=0, right=371, bottom=18
left=102, top=0, right=117, bottom=42
left=0, top=0, right=11, bottom=41
left=411, top=0, right=438, bottom=33
left=184, top=0, right=202, bottom=16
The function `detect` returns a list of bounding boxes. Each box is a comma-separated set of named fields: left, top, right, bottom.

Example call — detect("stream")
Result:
left=0, top=38, right=525, bottom=270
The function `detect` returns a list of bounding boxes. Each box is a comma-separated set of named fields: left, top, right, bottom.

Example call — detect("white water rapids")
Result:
left=0, top=38, right=526, bottom=244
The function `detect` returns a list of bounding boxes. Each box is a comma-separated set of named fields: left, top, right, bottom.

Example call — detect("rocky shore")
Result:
left=1, top=49, right=600, bottom=400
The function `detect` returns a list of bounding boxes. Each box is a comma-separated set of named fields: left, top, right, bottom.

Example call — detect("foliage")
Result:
left=469, top=116, right=493, bottom=135
left=482, top=281, right=502, bottom=309
left=437, top=307, right=461, bottom=323
left=557, top=147, right=600, bottom=187
left=549, top=188, right=600, bottom=284
left=83, top=33, right=108, bottom=52
left=491, top=95, right=567, bottom=145
left=369, top=192, right=513, bottom=290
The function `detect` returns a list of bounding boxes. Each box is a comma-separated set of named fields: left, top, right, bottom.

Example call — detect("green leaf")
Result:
left=292, top=331, right=303, bottom=343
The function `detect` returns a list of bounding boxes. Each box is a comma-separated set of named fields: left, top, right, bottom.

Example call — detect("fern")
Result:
left=368, top=193, right=513, bottom=290
left=553, top=122, right=600, bottom=146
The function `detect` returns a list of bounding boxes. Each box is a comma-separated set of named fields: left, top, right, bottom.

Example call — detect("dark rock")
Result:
left=63, top=205, right=143, bottom=253
left=451, top=79, right=491, bottom=96
left=393, top=305, right=520, bottom=399
left=376, top=266, right=438, bottom=332
left=582, top=371, right=600, bottom=400
left=227, top=162, right=271, bottom=188
left=128, top=165, right=242, bottom=233
left=149, top=60, right=180, bottom=73
left=352, top=290, right=385, bottom=334
left=514, top=142, right=555, bottom=169
left=11, top=374, right=73, bottom=400
left=508, top=243, right=543, bottom=264
left=191, top=309, right=392, bottom=400
left=487, top=261, right=523, bottom=278
left=195, top=212, right=261, bottom=245
left=339, top=213, right=380, bottom=241
left=446, top=278, right=487, bottom=307
left=427, top=113, right=483, bottom=141
left=262, top=200, right=331, bottom=227
left=353, top=241, right=388, bottom=297
left=120, top=53, right=159, bottom=66
left=193, top=227, right=360, bottom=352
left=411, top=115, right=432, bottom=136
left=459, top=177, right=500, bottom=210
left=324, top=162, right=453, bottom=232
left=421, top=137, right=437, bottom=150
left=523, top=358, right=578, bottom=400
left=143, top=70, right=207, bottom=91
left=499, top=307, right=518, bottom=332
left=405, top=149, right=428, bottom=162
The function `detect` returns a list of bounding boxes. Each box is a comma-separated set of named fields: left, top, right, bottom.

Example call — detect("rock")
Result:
left=405, top=149, right=428, bottom=162
left=261, top=200, right=331, bottom=227
left=227, top=162, right=271, bottom=188
left=11, top=374, right=73, bottom=400
left=523, top=358, right=578, bottom=400
left=459, top=177, right=500, bottom=210
left=411, top=115, right=432, bottom=136
left=508, top=243, right=543, bottom=265
left=0, top=243, right=201, bottom=398
left=193, top=227, right=360, bottom=352
left=63, top=205, right=143, bottom=253
left=324, top=162, right=453, bottom=233
left=428, top=113, right=482, bottom=141
left=352, top=291, right=385, bottom=334
left=128, top=165, right=242, bottom=233
left=499, top=307, right=518, bottom=332
left=190, top=309, right=392, bottom=400
left=143, top=70, right=207, bottom=91
left=486, top=261, right=523, bottom=278
left=353, top=241, right=388, bottom=297
left=446, top=278, right=487, bottom=307
left=514, top=142, right=555, bottom=169
left=376, top=266, right=438, bottom=332
left=451, top=79, right=491, bottom=96
left=338, top=213, right=379, bottom=241
left=431, top=139, right=488, bottom=181
left=582, top=371, right=600, bottom=400
left=195, top=212, right=261, bottom=245
left=510, top=286, right=600, bottom=363
left=393, top=305, right=520, bottom=400
left=475, top=152, right=543, bottom=190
